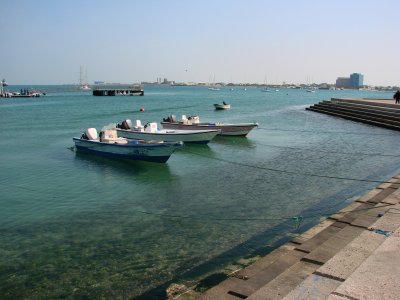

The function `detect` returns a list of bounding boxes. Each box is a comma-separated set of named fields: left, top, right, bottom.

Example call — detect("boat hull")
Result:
left=116, top=128, right=219, bottom=144
left=214, top=104, right=231, bottom=110
left=73, top=138, right=182, bottom=163
left=160, top=122, right=258, bottom=136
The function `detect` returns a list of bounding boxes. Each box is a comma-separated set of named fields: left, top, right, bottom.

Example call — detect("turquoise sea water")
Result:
left=1, top=86, right=399, bottom=299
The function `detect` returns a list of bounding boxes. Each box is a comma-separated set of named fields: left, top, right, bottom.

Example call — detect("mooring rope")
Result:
left=182, top=148, right=395, bottom=184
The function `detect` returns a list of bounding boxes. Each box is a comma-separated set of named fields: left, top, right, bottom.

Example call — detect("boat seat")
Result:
left=101, top=129, right=128, bottom=144
left=182, top=115, right=189, bottom=125
left=110, top=138, right=128, bottom=144
left=144, top=122, right=158, bottom=133
left=191, top=116, right=200, bottom=123
left=135, top=120, right=144, bottom=131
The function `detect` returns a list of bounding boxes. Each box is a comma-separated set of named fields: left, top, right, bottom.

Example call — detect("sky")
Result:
left=1, top=0, right=399, bottom=86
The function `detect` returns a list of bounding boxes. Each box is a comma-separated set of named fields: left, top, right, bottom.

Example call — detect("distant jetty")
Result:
left=0, top=88, right=43, bottom=98
left=0, top=79, right=44, bottom=98
left=92, top=84, right=144, bottom=96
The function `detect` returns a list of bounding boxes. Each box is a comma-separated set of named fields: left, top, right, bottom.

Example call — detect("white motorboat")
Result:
left=116, top=119, right=219, bottom=144
left=161, top=115, right=258, bottom=137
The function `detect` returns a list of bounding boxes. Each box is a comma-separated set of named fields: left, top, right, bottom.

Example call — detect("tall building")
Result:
left=336, top=77, right=351, bottom=88
left=350, top=73, right=364, bottom=87
left=336, top=73, right=364, bottom=88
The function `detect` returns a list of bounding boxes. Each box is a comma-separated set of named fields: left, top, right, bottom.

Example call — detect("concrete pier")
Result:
left=92, top=88, right=144, bottom=96
left=176, top=175, right=400, bottom=299
left=92, top=84, right=144, bottom=96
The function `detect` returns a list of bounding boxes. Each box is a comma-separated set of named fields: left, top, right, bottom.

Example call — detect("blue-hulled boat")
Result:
left=73, top=128, right=182, bottom=163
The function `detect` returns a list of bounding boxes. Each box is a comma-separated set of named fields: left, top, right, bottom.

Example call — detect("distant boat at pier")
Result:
left=0, top=85, right=44, bottom=98
left=79, top=66, right=91, bottom=90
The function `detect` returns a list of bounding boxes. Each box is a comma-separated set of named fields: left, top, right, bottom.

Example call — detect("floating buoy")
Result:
left=139, top=107, right=145, bottom=112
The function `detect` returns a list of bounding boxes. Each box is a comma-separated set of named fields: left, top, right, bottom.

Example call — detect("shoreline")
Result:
left=175, top=174, right=400, bottom=299
left=172, top=98, right=400, bottom=299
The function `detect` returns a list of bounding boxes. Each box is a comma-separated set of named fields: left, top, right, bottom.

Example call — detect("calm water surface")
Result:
left=1, top=86, right=399, bottom=299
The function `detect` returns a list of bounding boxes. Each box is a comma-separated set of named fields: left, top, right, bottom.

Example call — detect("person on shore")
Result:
left=394, top=90, right=400, bottom=104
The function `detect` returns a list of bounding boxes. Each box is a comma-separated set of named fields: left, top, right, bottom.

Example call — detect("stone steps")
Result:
left=309, top=104, right=400, bottom=126
left=193, top=177, right=400, bottom=300
left=316, top=102, right=400, bottom=122
left=306, top=98, right=400, bottom=131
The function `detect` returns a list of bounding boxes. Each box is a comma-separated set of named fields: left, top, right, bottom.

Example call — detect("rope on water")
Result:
left=134, top=203, right=396, bottom=223
left=252, top=141, right=400, bottom=158
left=292, top=216, right=303, bottom=230
left=257, top=126, right=399, bottom=136
left=182, top=148, right=395, bottom=184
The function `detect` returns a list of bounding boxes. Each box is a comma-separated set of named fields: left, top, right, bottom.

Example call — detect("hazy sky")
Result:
left=1, top=0, right=399, bottom=86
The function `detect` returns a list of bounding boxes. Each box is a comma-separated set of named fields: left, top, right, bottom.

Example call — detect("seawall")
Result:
left=181, top=175, right=400, bottom=299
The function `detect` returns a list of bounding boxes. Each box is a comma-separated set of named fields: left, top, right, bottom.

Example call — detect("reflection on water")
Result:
left=74, top=150, right=177, bottom=183
left=178, top=143, right=216, bottom=157
left=211, top=135, right=257, bottom=148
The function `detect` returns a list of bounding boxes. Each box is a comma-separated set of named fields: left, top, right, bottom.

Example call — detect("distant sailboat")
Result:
left=208, top=87, right=220, bottom=91
left=261, top=87, right=271, bottom=92
left=261, top=76, right=270, bottom=92
left=79, top=66, right=91, bottom=90
left=208, top=74, right=220, bottom=91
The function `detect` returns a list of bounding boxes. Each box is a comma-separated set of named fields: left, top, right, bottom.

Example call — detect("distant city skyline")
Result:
left=1, top=0, right=399, bottom=86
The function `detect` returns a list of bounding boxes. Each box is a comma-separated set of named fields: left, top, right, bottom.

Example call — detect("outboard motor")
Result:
left=163, top=115, right=176, bottom=122
left=84, top=128, right=98, bottom=140
left=117, top=119, right=132, bottom=130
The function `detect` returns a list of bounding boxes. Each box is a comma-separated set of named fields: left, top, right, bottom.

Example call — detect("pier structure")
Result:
left=92, top=84, right=144, bottom=96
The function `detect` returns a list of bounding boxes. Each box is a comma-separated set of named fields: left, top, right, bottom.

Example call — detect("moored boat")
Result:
left=208, top=87, right=220, bottom=91
left=73, top=128, right=182, bottom=163
left=214, top=101, right=230, bottom=110
left=115, top=119, right=219, bottom=144
left=161, top=115, right=258, bottom=136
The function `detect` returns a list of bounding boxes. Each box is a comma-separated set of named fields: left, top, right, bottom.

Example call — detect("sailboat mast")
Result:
left=79, top=66, right=83, bottom=86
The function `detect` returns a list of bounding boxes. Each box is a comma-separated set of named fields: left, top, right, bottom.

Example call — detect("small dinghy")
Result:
left=214, top=101, right=231, bottom=110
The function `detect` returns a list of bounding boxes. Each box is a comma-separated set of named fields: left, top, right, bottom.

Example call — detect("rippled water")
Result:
left=0, top=86, right=399, bottom=299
